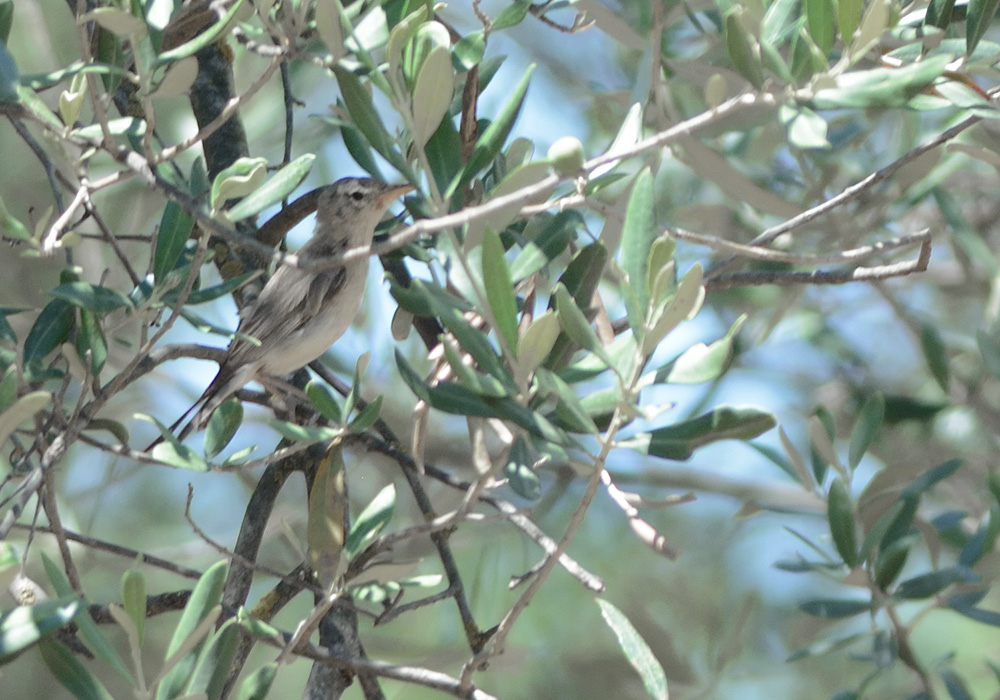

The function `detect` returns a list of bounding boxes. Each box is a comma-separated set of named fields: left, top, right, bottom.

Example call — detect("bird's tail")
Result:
left=143, top=369, right=234, bottom=453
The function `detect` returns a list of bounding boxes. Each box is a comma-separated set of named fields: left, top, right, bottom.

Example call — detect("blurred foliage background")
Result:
left=4, top=0, right=1000, bottom=699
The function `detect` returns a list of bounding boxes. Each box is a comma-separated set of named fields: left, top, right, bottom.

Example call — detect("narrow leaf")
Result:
left=967, top=0, right=1000, bottom=54
left=457, top=63, right=535, bottom=188
left=24, top=299, right=75, bottom=370
left=827, top=477, right=858, bottom=567
left=153, top=201, right=195, bottom=286
left=620, top=168, right=657, bottom=309
left=799, top=598, right=871, bottom=618
left=848, top=393, right=884, bottom=469
left=225, top=154, right=316, bottom=222
left=642, top=406, right=776, bottom=460
left=39, top=637, right=115, bottom=700
left=0, top=599, right=79, bottom=660
left=482, top=229, right=519, bottom=352
left=345, top=484, right=396, bottom=560
left=596, top=599, right=668, bottom=700
left=204, top=397, right=242, bottom=458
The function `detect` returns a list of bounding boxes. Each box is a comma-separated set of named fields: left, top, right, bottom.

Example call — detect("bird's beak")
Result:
left=378, top=183, right=415, bottom=207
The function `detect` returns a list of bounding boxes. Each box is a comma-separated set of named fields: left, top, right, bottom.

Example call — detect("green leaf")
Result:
left=0, top=2, right=12, bottom=45
left=493, top=0, right=531, bottom=30
left=0, top=193, right=30, bottom=241
left=79, top=8, right=147, bottom=38
left=799, top=598, right=871, bottom=618
left=505, top=438, right=541, bottom=499
left=0, top=36, right=18, bottom=102
left=224, top=153, right=316, bottom=222
left=456, top=63, right=535, bottom=191
left=0, top=365, right=18, bottom=412
left=620, top=168, right=657, bottom=310
left=901, top=458, right=963, bottom=499
left=306, top=443, right=347, bottom=589
left=895, top=566, right=979, bottom=599
left=153, top=201, right=195, bottom=286
left=779, top=104, right=830, bottom=149
left=596, top=599, right=668, bottom=700
left=837, top=0, right=864, bottom=40
left=467, top=160, right=553, bottom=247
left=39, top=637, right=115, bottom=700
left=403, top=21, right=449, bottom=88
left=544, top=243, right=608, bottom=370
left=920, top=322, right=949, bottom=392
left=164, top=271, right=256, bottom=307
left=235, top=663, right=277, bottom=700
left=340, top=122, right=384, bottom=179
left=663, top=315, right=744, bottom=384
left=155, top=561, right=227, bottom=700
left=725, top=9, right=764, bottom=88
left=50, top=282, right=131, bottom=314
left=809, top=54, right=953, bottom=109
left=537, top=367, right=599, bottom=434
left=185, top=619, right=239, bottom=700
left=848, top=393, right=884, bottom=469
left=314, top=0, right=344, bottom=61
left=827, top=478, right=858, bottom=567
left=422, top=111, right=461, bottom=191
left=554, top=283, right=601, bottom=357
left=23, top=298, right=75, bottom=372
left=39, top=556, right=132, bottom=683
left=786, top=631, right=868, bottom=661
left=348, top=395, right=383, bottom=432
left=645, top=237, right=676, bottom=304
left=949, top=602, right=1000, bottom=627
left=72, top=117, right=146, bottom=140
left=453, top=31, right=485, bottom=70
left=412, top=46, right=455, bottom=148
left=120, top=569, right=146, bottom=644
left=443, top=339, right=509, bottom=397
left=941, top=668, right=974, bottom=700
left=396, top=351, right=568, bottom=443
left=967, top=0, right=1000, bottom=54
left=805, top=0, right=835, bottom=54
left=76, top=309, right=107, bottom=376
left=204, top=397, right=242, bottom=458
left=268, top=421, right=343, bottom=443
left=345, top=484, right=395, bottom=560
left=334, top=66, right=407, bottom=173
left=390, top=278, right=510, bottom=384
left=926, top=0, right=957, bottom=28
left=306, top=380, right=342, bottom=423
left=880, top=497, right=919, bottom=550
left=482, top=229, right=519, bottom=352
left=859, top=501, right=905, bottom=562
left=643, top=263, right=705, bottom=357
left=874, top=535, right=911, bottom=590
left=0, top=598, right=79, bottom=660
left=386, top=5, right=431, bottom=85
left=210, top=157, right=268, bottom=209
left=640, top=406, right=776, bottom=461
left=509, top=211, right=579, bottom=282
left=516, top=310, right=559, bottom=379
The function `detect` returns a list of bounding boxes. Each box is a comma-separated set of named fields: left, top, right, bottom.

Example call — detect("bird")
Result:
left=150, top=177, right=413, bottom=450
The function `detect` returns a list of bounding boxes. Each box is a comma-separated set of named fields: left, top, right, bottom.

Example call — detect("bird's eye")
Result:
left=351, top=191, right=365, bottom=201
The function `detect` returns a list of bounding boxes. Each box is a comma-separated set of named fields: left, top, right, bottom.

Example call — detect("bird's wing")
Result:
left=228, top=265, right=347, bottom=363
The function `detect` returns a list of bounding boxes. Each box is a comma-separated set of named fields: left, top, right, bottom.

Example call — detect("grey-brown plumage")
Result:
left=154, top=177, right=412, bottom=448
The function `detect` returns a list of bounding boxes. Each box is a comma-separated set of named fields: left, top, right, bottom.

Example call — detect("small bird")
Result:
left=152, top=177, right=413, bottom=448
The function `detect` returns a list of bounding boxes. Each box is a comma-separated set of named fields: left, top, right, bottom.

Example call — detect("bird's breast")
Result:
left=257, top=265, right=369, bottom=376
